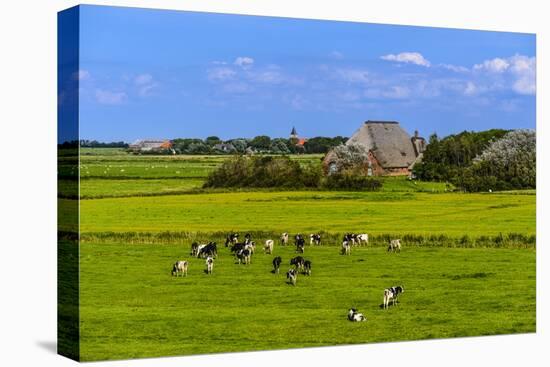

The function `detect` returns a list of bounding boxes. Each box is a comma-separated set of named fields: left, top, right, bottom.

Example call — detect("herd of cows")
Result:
left=171, top=232, right=405, bottom=322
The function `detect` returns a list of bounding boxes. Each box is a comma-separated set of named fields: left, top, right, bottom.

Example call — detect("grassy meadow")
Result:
left=65, top=148, right=536, bottom=361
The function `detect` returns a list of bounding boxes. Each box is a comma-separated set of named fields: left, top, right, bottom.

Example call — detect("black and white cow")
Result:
left=225, top=232, right=239, bottom=247
left=309, top=234, right=321, bottom=246
left=343, top=233, right=358, bottom=246
left=341, top=240, right=351, bottom=255
left=244, top=233, right=252, bottom=244
left=290, top=256, right=305, bottom=271
left=236, top=248, right=252, bottom=265
left=272, top=256, right=282, bottom=274
left=388, top=239, right=401, bottom=253
left=303, top=260, right=312, bottom=276
left=205, top=256, right=214, bottom=274
left=171, top=260, right=188, bottom=277
left=230, top=242, right=246, bottom=254
left=280, top=233, right=289, bottom=246
left=356, top=233, right=369, bottom=246
left=347, top=308, right=367, bottom=322
left=190, top=242, right=199, bottom=257
left=245, top=241, right=256, bottom=255
left=295, top=234, right=305, bottom=253
left=383, top=285, right=404, bottom=309
left=198, top=242, right=217, bottom=258
left=287, top=268, right=297, bottom=286
left=264, top=239, right=274, bottom=254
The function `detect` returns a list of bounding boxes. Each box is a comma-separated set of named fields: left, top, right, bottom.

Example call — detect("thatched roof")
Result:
left=346, top=121, right=417, bottom=168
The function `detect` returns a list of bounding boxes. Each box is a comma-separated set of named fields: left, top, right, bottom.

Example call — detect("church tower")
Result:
left=290, top=126, right=298, bottom=140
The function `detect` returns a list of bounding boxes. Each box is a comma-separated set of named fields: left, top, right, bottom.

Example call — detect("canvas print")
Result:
left=58, top=5, right=536, bottom=362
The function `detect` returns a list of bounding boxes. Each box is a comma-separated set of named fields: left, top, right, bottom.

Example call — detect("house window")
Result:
left=328, top=162, right=337, bottom=175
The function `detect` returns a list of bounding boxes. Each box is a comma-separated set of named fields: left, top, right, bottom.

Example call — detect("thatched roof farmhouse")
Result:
left=323, top=120, right=426, bottom=176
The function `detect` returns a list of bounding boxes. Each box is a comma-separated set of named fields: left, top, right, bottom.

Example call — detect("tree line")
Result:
left=413, top=129, right=536, bottom=192
left=171, top=135, right=347, bottom=155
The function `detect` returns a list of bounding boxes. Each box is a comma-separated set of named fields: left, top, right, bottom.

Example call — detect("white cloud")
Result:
left=134, top=74, right=153, bottom=85
left=464, top=81, right=478, bottom=96
left=381, top=52, right=431, bottom=67
left=133, top=74, right=158, bottom=97
left=222, top=82, right=253, bottom=94
left=440, top=64, right=469, bottom=73
left=234, top=56, right=255, bottom=69
left=382, top=86, right=410, bottom=99
left=76, top=69, right=91, bottom=81
left=95, top=89, right=127, bottom=105
left=473, top=58, right=510, bottom=73
left=473, top=54, right=536, bottom=95
left=335, top=68, right=370, bottom=84
left=207, top=67, right=236, bottom=82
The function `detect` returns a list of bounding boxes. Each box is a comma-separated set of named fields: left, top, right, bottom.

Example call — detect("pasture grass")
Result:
left=75, top=191, right=535, bottom=236
left=78, top=243, right=535, bottom=361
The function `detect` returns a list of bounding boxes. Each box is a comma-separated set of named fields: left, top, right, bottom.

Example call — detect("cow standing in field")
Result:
left=290, top=256, right=305, bottom=272
left=287, top=268, right=297, bottom=286
left=190, top=242, right=199, bottom=257
left=198, top=242, right=218, bottom=258
left=205, top=256, right=214, bottom=274
left=303, top=260, right=312, bottom=276
left=281, top=233, right=289, bottom=246
left=237, top=248, right=252, bottom=265
left=356, top=234, right=369, bottom=246
left=245, top=241, right=256, bottom=255
left=344, top=233, right=358, bottom=246
left=388, top=239, right=402, bottom=253
left=264, top=239, right=274, bottom=254
left=171, top=260, right=188, bottom=277
left=272, top=256, right=282, bottom=274
left=341, top=240, right=351, bottom=255
left=383, top=285, right=404, bottom=309
left=310, top=234, right=321, bottom=246
left=225, top=233, right=239, bottom=247
left=295, top=234, right=305, bottom=253
left=244, top=233, right=252, bottom=244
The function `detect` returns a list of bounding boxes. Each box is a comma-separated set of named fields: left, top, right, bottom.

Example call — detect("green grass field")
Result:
left=78, top=243, right=535, bottom=361
left=66, top=149, right=536, bottom=361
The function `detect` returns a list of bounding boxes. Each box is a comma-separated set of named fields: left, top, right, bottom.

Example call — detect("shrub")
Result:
left=323, top=170, right=382, bottom=191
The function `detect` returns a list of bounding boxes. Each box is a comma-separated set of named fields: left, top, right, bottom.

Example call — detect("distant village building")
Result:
left=128, top=139, right=173, bottom=153
left=289, top=126, right=307, bottom=150
left=323, top=120, right=426, bottom=176
left=213, top=142, right=236, bottom=153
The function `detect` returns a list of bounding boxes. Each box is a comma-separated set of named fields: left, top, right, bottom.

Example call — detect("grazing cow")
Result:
left=205, top=256, right=214, bottom=274
left=344, top=233, right=358, bottom=246
left=190, top=242, right=199, bottom=257
left=287, top=268, right=297, bottom=286
left=341, top=240, right=351, bottom=255
left=388, top=239, right=402, bottom=253
left=264, top=239, right=274, bottom=254
left=310, top=234, right=321, bottom=246
left=171, top=260, right=188, bottom=277
left=303, top=260, right=312, bottom=275
left=290, top=256, right=305, bottom=271
left=347, top=308, right=367, bottom=322
left=224, top=233, right=239, bottom=247
left=383, top=285, right=405, bottom=309
left=280, top=233, right=289, bottom=246
left=196, top=243, right=208, bottom=258
left=230, top=242, right=245, bottom=254
left=356, top=234, right=369, bottom=246
left=295, top=235, right=305, bottom=253
left=199, top=242, right=218, bottom=258
left=272, top=256, right=282, bottom=274
left=236, top=249, right=252, bottom=265
left=245, top=241, right=256, bottom=254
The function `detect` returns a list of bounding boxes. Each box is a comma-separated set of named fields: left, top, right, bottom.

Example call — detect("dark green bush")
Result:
left=323, top=171, right=382, bottom=191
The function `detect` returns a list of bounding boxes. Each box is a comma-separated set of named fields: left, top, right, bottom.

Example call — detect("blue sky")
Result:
left=75, top=5, right=536, bottom=142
